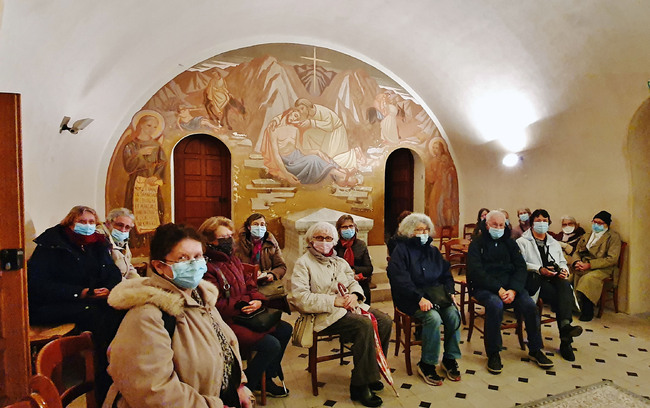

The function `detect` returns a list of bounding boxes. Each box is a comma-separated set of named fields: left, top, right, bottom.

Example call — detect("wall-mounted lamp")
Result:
left=59, top=116, right=94, bottom=134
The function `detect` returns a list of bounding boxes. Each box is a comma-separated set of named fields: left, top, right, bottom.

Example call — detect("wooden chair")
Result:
left=133, top=261, right=148, bottom=277
left=442, top=238, right=470, bottom=265
left=467, top=296, right=526, bottom=350
left=308, top=332, right=352, bottom=396
left=28, top=323, right=76, bottom=373
left=438, top=226, right=453, bottom=248
left=393, top=307, right=422, bottom=376
left=463, top=223, right=476, bottom=240
left=29, top=374, right=63, bottom=408
left=240, top=350, right=266, bottom=406
left=35, top=331, right=97, bottom=408
left=597, top=241, right=627, bottom=318
left=451, top=264, right=468, bottom=325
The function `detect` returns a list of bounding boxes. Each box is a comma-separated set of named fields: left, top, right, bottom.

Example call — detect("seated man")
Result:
left=467, top=210, right=553, bottom=374
left=516, top=209, right=582, bottom=361
left=570, top=211, right=622, bottom=322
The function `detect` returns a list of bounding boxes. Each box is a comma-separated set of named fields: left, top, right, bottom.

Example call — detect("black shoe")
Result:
left=368, top=381, right=384, bottom=392
left=578, top=312, right=593, bottom=322
left=560, top=342, right=575, bottom=361
left=560, top=324, right=583, bottom=338
left=441, top=358, right=461, bottom=381
left=265, top=380, right=289, bottom=398
left=417, top=361, right=443, bottom=385
left=350, top=384, right=383, bottom=407
left=487, top=353, right=503, bottom=374
left=578, top=296, right=594, bottom=321
left=529, top=349, right=554, bottom=369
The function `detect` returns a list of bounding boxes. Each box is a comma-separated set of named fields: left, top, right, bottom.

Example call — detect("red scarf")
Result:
left=340, top=238, right=355, bottom=267
left=251, top=238, right=263, bottom=265
left=64, top=226, right=106, bottom=248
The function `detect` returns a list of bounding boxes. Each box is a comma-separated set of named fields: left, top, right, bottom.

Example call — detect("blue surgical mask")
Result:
left=592, top=223, right=606, bottom=233
left=533, top=221, right=549, bottom=234
left=519, top=213, right=529, bottom=222
left=170, top=258, right=208, bottom=290
left=340, top=229, right=355, bottom=240
left=250, top=225, right=266, bottom=238
left=111, top=228, right=130, bottom=243
left=417, top=233, right=429, bottom=245
left=489, top=228, right=504, bottom=240
left=505, top=219, right=510, bottom=226
left=74, top=223, right=96, bottom=236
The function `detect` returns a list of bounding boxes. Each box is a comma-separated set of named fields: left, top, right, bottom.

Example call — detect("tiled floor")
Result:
left=263, top=300, right=650, bottom=408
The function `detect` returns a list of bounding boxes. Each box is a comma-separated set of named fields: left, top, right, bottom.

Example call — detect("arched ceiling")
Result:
left=0, top=0, right=649, bottom=230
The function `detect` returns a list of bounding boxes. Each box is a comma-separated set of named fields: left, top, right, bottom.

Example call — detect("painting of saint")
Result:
left=204, top=72, right=230, bottom=127
left=425, top=137, right=459, bottom=233
left=261, top=108, right=357, bottom=187
left=373, top=92, right=400, bottom=145
left=122, top=110, right=167, bottom=230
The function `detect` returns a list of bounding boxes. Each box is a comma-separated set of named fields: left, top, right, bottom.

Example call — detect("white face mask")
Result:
left=562, top=226, right=575, bottom=234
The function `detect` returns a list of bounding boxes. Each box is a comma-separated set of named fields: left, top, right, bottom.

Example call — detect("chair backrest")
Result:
left=442, top=238, right=470, bottom=261
left=463, top=223, right=476, bottom=240
left=438, top=226, right=453, bottom=247
left=2, top=401, right=34, bottom=408
left=29, top=375, right=63, bottom=408
left=613, top=241, right=627, bottom=286
left=35, top=331, right=96, bottom=408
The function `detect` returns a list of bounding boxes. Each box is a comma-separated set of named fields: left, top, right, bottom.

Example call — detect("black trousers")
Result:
left=538, top=277, right=575, bottom=341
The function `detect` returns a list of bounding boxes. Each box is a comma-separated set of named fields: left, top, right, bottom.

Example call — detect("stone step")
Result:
left=371, top=282, right=392, bottom=303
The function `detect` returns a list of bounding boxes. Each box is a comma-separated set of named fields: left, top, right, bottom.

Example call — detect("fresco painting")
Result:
left=106, top=43, right=459, bottom=250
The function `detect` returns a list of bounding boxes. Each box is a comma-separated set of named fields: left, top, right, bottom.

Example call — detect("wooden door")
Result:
left=174, top=135, right=231, bottom=228
left=384, top=148, right=414, bottom=240
left=0, top=93, right=30, bottom=404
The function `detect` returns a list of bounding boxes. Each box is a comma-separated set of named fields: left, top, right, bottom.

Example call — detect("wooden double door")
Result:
left=384, top=148, right=414, bottom=240
left=174, top=134, right=231, bottom=229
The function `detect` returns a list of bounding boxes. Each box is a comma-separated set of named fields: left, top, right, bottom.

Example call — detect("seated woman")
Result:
left=471, top=207, right=490, bottom=240
left=199, top=216, right=292, bottom=399
left=549, top=215, right=586, bottom=259
left=387, top=213, right=462, bottom=385
left=27, top=205, right=122, bottom=332
left=99, top=207, right=139, bottom=280
left=334, top=214, right=374, bottom=304
left=570, top=211, right=622, bottom=322
left=287, top=221, right=392, bottom=408
left=104, top=223, right=253, bottom=408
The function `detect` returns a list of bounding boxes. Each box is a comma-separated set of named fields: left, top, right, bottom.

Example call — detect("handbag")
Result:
left=258, top=279, right=287, bottom=300
left=424, top=284, right=453, bottom=310
left=232, top=307, right=283, bottom=332
left=292, top=313, right=315, bottom=348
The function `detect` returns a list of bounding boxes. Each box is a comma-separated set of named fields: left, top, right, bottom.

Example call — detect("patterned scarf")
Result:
left=340, top=238, right=355, bottom=267
left=251, top=238, right=263, bottom=265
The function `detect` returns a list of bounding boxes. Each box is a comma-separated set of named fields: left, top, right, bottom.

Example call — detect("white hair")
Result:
left=305, top=221, right=339, bottom=245
left=398, top=213, right=435, bottom=237
left=560, top=215, right=577, bottom=224
left=106, top=207, right=135, bottom=223
left=486, top=210, right=505, bottom=224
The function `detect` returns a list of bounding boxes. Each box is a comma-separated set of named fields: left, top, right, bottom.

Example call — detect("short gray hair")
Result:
left=486, top=210, right=505, bottom=224
left=305, top=221, right=338, bottom=245
left=106, top=207, right=135, bottom=223
left=398, top=213, right=434, bottom=237
left=560, top=215, right=577, bottom=224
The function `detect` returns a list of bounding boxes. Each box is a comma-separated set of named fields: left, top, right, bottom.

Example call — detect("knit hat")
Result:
left=593, top=210, right=612, bottom=226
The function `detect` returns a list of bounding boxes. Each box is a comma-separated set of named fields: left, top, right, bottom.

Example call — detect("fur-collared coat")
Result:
left=103, top=274, right=245, bottom=408
left=235, top=229, right=287, bottom=280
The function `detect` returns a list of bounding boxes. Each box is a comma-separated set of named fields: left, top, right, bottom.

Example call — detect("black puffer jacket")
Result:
left=27, top=224, right=121, bottom=311
left=466, top=222, right=527, bottom=295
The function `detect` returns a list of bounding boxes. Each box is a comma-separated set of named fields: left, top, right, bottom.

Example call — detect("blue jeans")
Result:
left=472, top=289, right=542, bottom=356
left=413, top=305, right=462, bottom=366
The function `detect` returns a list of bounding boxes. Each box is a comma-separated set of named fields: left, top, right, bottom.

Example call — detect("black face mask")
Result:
left=215, top=237, right=234, bottom=254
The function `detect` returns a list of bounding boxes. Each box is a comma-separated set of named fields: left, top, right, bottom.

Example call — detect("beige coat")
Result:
left=98, top=224, right=139, bottom=279
left=570, top=229, right=622, bottom=304
left=103, top=274, right=245, bottom=408
left=287, top=248, right=364, bottom=332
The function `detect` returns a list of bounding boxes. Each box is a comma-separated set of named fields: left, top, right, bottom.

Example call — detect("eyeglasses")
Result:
left=413, top=227, right=430, bottom=234
left=112, top=221, right=134, bottom=231
left=312, top=235, right=334, bottom=242
left=164, top=255, right=207, bottom=265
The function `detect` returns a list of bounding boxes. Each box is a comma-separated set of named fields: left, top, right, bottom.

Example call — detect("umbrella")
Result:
left=337, top=282, right=399, bottom=397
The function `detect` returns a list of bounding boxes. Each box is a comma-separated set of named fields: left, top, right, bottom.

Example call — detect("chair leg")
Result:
left=613, top=287, right=619, bottom=313
left=394, top=312, right=402, bottom=357
left=259, top=374, right=266, bottom=406
left=460, top=283, right=467, bottom=325
left=339, top=336, right=345, bottom=365
left=516, top=315, right=525, bottom=350
left=467, top=299, right=475, bottom=342
left=403, top=315, right=413, bottom=376
left=309, top=339, right=318, bottom=396
left=597, top=285, right=607, bottom=318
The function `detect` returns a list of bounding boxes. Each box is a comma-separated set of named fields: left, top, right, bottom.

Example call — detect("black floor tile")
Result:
left=572, top=364, right=582, bottom=369
left=618, top=353, right=627, bottom=357
left=473, top=350, right=483, bottom=355
left=465, top=369, right=476, bottom=375
left=455, top=392, right=467, bottom=399
left=488, top=384, right=498, bottom=391
left=518, top=377, right=528, bottom=383
left=639, top=348, right=648, bottom=352
left=610, top=338, right=619, bottom=342
left=595, top=358, right=606, bottom=363
left=324, top=400, right=336, bottom=406
left=400, top=383, right=412, bottom=389
left=546, top=370, right=556, bottom=376
left=419, top=402, right=431, bottom=408
left=627, top=372, right=638, bottom=377
left=589, top=342, right=599, bottom=346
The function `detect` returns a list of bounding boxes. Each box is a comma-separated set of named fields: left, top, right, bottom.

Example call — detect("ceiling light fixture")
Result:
left=502, top=153, right=520, bottom=167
